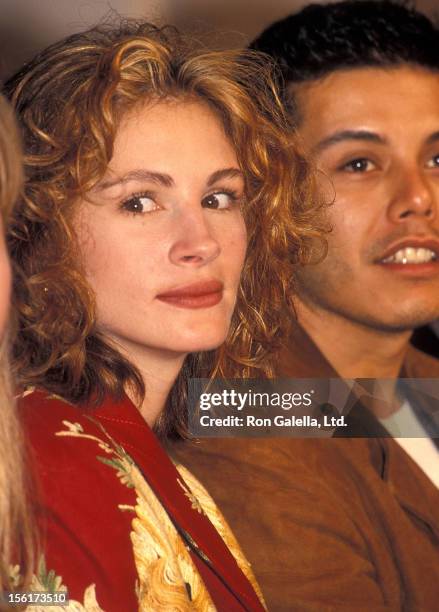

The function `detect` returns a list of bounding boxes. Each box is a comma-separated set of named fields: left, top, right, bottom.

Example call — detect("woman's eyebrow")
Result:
left=93, top=170, right=174, bottom=192
left=93, top=167, right=244, bottom=192
left=206, top=168, right=244, bottom=186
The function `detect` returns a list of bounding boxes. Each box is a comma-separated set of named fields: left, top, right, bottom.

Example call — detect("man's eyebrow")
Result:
left=314, top=130, right=388, bottom=153
left=425, top=131, right=439, bottom=146
left=92, top=167, right=243, bottom=192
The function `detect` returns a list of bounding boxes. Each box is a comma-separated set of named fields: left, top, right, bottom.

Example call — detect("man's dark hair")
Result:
left=251, top=0, right=439, bottom=110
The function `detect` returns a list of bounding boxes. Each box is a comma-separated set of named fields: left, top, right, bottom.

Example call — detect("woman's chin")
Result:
left=170, top=329, right=230, bottom=354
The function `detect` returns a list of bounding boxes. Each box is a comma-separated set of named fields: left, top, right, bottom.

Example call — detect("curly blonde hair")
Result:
left=0, top=94, right=35, bottom=598
left=6, top=22, right=323, bottom=437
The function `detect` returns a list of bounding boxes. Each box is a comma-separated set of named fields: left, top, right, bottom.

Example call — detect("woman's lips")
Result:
left=156, top=280, right=224, bottom=309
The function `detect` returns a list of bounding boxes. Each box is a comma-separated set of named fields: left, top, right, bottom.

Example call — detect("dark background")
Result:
left=0, top=0, right=437, bottom=79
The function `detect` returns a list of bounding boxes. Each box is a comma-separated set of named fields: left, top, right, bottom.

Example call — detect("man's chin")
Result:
left=295, top=290, right=439, bottom=334
left=356, top=311, right=439, bottom=334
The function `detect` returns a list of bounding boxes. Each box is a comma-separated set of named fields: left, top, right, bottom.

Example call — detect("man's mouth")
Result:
left=381, top=247, right=438, bottom=264
left=376, top=239, right=439, bottom=277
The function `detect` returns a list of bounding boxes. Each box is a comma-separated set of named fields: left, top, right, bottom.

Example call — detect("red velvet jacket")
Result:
left=20, top=389, right=265, bottom=611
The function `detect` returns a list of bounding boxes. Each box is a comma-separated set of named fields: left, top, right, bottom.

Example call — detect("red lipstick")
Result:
left=156, top=280, right=224, bottom=309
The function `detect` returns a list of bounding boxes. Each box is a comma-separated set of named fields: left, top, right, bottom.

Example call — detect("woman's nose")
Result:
left=169, top=210, right=221, bottom=267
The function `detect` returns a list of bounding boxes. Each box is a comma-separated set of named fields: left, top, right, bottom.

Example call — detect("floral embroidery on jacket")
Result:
left=10, top=556, right=103, bottom=612
left=56, top=419, right=216, bottom=611
left=21, top=390, right=266, bottom=611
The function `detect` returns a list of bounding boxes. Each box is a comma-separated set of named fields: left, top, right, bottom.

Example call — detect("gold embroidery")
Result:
left=176, top=477, right=204, bottom=514
left=175, top=464, right=267, bottom=610
left=10, top=556, right=104, bottom=612
left=56, top=420, right=216, bottom=611
left=55, top=419, right=266, bottom=610
left=21, top=386, right=36, bottom=398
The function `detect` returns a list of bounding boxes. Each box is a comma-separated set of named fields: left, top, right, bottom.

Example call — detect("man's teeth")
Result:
left=382, top=247, right=437, bottom=264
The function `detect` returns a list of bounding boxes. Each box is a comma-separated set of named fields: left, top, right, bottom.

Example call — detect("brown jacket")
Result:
left=172, top=331, right=439, bottom=611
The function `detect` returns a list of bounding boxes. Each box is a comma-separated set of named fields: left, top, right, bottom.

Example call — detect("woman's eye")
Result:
left=201, top=191, right=237, bottom=210
left=341, top=158, right=376, bottom=173
left=426, top=154, right=439, bottom=169
left=121, top=194, right=158, bottom=214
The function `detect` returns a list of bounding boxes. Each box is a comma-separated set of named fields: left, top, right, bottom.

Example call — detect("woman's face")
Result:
left=0, top=219, right=11, bottom=337
left=76, top=100, right=247, bottom=361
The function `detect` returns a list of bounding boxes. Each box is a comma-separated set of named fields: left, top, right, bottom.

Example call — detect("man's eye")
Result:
left=121, top=194, right=158, bottom=214
left=201, top=191, right=238, bottom=210
left=341, top=158, right=376, bottom=173
left=426, top=154, right=439, bottom=169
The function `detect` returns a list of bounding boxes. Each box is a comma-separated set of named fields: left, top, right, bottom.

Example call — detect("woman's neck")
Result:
left=108, top=334, right=186, bottom=426
left=136, top=363, right=183, bottom=426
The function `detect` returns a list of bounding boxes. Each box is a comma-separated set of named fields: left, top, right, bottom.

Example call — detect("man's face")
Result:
left=294, top=66, right=439, bottom=332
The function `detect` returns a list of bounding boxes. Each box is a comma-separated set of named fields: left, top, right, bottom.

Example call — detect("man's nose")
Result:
left=169, top=209, right=221, bottom=267
left=387, top=167, right=436, bottom=223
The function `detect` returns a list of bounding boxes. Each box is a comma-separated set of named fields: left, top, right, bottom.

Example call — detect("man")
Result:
left=173, top=2, right=439, bottom=610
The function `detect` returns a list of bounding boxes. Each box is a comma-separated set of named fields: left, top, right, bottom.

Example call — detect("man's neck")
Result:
left=295, top=301, right=412, bottom=379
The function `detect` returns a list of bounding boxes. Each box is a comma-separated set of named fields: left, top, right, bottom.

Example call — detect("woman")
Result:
left=0, top=95, right=34, bottom=600
left=6, top=22, right=319, bottom=611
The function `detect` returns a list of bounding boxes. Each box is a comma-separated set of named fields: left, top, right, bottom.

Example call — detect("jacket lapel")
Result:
left=93, top=394, right=266, bottom=612
left=278, top=326, right=439, bottom=539
left=401, top=346, right=439, bottom=445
